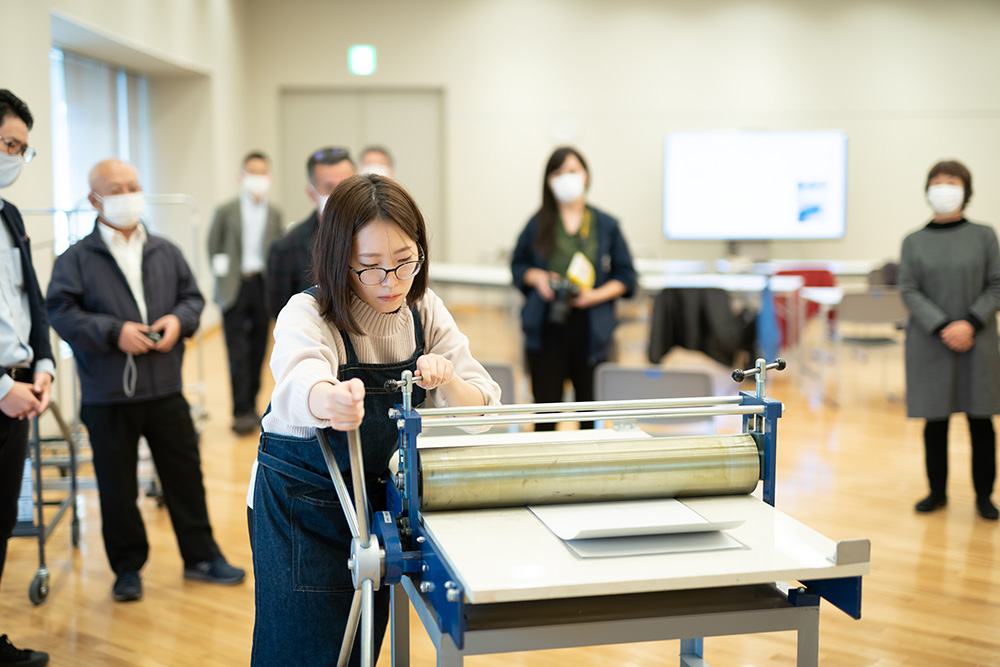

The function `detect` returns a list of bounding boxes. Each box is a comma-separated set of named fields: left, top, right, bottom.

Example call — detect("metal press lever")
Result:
left=316, top=426, right=379, bottom=667
left=732, top=357, right=786, bottom=432
left=731, top=358, right=786, bottom=385
left=384, top=371, right=422, bottom=411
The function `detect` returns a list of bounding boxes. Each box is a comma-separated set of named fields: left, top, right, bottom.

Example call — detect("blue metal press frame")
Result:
left=375, top=360, right=862, bottom=663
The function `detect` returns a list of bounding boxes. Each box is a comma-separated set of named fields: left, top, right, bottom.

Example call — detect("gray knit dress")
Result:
left=898, top=219, right=1000, bottom=420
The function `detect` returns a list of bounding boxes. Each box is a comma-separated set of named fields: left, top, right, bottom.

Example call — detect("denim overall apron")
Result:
left=251, top=298, right=426, bottom=667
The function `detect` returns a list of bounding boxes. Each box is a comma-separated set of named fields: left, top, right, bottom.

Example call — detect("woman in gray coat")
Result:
left=899, top=160, right=1000, bottom=520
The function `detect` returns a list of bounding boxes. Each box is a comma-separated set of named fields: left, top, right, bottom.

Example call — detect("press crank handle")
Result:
left=384, top=372, right=422, bottom=390
left=316, top=428, right=360, bottom=540
left=732, top=358, right=786, bottom=383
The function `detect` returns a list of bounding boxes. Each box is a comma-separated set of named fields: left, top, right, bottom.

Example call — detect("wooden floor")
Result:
left=3, top=294, right=999, bottom=666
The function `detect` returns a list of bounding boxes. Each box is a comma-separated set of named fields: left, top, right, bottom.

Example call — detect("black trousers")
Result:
left=525, top=309, right=601, bottom=431
left=80, top=394, right=220, bottom=574
left=924, top=415, right=997, bottom=500
left=223, top=275, right=270, bottom=417
left=0, top=413, right=30, bottom=587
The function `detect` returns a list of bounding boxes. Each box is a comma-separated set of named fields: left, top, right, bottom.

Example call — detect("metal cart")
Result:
left=12, top=401, right=81, bottom=605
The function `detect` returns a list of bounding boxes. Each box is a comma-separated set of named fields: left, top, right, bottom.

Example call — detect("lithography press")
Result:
left=316, top=358, right=870, bottom=666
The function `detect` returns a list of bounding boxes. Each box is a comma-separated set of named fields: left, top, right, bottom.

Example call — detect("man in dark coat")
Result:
left=265, top=146, right=354, bottom=318
left=47, top=159, right=246, bottom=603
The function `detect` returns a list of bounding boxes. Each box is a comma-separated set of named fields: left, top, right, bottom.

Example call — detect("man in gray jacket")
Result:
left=207, top=152, right=282, bottom=435
left=47, top=159, right=245, bottom=603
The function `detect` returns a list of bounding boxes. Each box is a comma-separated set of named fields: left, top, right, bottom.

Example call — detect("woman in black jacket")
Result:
left=511, top=147, right=637, bottom=429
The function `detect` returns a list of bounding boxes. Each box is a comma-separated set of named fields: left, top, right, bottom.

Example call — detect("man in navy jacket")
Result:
left=0, top=89, right=52, bottom=667
left=46, top=159, right=244, bottom=603
left=265, top=146, right=354, bottom=318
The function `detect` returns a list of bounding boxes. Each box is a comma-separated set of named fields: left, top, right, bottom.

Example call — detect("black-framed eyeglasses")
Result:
left=350, top=258, right=424, bottom=286
left=0, top=135, right=35, bottom=163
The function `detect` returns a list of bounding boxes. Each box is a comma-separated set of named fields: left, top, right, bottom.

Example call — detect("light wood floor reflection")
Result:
left=2, top=297, right=998, bottom=666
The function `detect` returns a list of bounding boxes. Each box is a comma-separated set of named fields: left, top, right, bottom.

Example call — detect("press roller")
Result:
left=419, top=434, right=760, bottom=511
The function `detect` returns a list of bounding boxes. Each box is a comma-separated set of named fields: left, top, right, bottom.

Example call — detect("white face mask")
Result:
left=549, top=172, right=586, bottom=204
left=926, top=184, right=964, bottom=215
left=359, top=163, right=391, bottom=178
left=242, top=174, right=271, bottom=198
left=0, top=152, right=24, bottom=189
left=99, top=193, right=145, bottom=229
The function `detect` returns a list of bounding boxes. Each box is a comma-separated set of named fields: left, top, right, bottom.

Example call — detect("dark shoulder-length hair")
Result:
left=533, top=147, right=589, bottom=257
left=310, top=174, right=429, bottom=334
left=926, top=160, right=973, bottom=209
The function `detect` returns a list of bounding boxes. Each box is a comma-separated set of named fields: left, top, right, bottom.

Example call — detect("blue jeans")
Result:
left=251, top=430, right=389, bottom=666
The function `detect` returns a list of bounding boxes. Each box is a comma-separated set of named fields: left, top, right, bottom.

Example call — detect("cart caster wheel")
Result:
left=29, top=571, right=49, bottom=605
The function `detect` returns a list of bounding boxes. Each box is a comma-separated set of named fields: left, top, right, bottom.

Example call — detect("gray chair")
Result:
left=837, top=289, right=907, bottom=343
left=480, top=361, right=517, bottom=405
left=835, top=289, right=907, bottom=402
left=421, top=360, right=519, bottom=435
left=594, top=363, right=716, bottom=433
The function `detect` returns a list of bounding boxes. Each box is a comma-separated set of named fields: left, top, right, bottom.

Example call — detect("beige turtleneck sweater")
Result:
left=262, top=287, right=501, bottom=438
left=248, top=288, right=502, bottom=507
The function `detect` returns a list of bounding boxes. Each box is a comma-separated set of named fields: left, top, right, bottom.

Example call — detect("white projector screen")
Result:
left=663, top=130, right=848, bottom=240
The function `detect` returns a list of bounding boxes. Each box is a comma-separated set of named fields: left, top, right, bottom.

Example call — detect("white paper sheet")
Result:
left=528, top=498, right=745, bottom=540
left=564, top=530, right=747, bottom=559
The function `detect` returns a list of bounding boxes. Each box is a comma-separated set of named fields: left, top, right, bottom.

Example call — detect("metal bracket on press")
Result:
left=410, top=525, right=467, bottom=649
left=738, top=390, right=783, bottom=507
left=787, top=586, right=821, bottom=608
left=372, top=510, right=403, bottom=586
left=798, top=576, right=864, bottom=620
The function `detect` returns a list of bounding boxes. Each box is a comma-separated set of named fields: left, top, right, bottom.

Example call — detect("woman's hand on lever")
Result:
left=309, top=378, right=366, bottom=431
left=416, top=354, right=486, bottom=407
left=415, top=354, right=454, bottom=390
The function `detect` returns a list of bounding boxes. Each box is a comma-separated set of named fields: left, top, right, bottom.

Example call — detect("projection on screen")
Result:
left=663, top=130, right=848, bottom=240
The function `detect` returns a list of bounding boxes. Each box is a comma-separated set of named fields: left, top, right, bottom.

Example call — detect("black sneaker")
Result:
left=0, top=634, right=49, bottom=666
left=184, top=556, right=246, bottom=585
left=112, top=570, right=143, bottom=602
left=914, top=493, right=947, bottom=513
left=976, top=498, right=999, bottom=520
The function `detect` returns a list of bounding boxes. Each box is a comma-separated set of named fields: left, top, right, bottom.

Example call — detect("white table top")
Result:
left=799, top=284, right=886, bottom=306
left=430, top=260, right=712, bottom=289
left=429, top=263, right=512, bottom=287
left=421, top=493, right=869, bottom=604
left=428, top=262, right=808, bottom=295
left=716, top=259, right=879, bottom=277
left=639, top=273, right=804, bottom=294
left=633, top=258, right=709, bottom=275
left=799, top=286, right=844, bottom=306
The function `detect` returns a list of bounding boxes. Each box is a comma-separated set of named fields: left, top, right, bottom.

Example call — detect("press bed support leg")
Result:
left=796, top=619, right=819, bottom=667
left=438, top=633, right=463, bottom=667
left=680, top=637, right=706, bottom=666
left=391, top=584, right=410, bottom=667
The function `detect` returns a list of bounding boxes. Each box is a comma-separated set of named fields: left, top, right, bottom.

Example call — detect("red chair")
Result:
left=773, top=269, right=836, bottom=347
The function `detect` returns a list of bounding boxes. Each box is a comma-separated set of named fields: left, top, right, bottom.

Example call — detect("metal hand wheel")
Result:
left=316, top=427, right=380, bottom=667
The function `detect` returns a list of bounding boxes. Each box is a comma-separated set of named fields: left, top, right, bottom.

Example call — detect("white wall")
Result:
left=244, top=0, right=1000, bottom=265
left=3, top=0, right=251, bottom=414
left=3, top=0, right=251, bottom=316
left=4, top=0, right=1000, bottom=273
